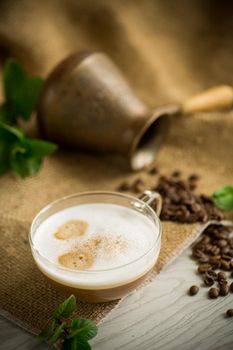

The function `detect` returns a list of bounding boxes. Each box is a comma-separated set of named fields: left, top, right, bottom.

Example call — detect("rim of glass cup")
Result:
left=29, top=191, right=162, bottom=274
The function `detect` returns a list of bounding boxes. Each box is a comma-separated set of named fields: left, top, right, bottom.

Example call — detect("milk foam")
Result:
left=32, top=203, right=160, bottom=289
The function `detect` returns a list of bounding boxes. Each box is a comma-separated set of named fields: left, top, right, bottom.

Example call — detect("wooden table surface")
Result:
left=1, top=248, right=233, bottom=350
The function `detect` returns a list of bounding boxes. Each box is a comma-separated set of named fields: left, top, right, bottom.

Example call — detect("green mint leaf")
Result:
left=0, top=121, right=24, bottom=139
left=48, top=321, right=66, bottom=345
left=0, top=126, right=15, bottom=175
left=18, top=76, right=44, bottom=120
left=3, top=59, right=26, bottom=104
left=38, top=295, right=96, bottom=350
left=61, top=338, right=76, bottom=350
left=213, top=185, right=233, bottom=211
left=21, top=138, right=57, bottom=158
left=10, top=142, right=42, bottom=177
left=76, top=340, right=92, bottom=350
left=53, top=295, right=76, bottom=320
left=11, top=155, right=42, bottom=178
left=61, top=339, right=72, bottom=350
left=62, top=338, right=91, bottom=350
left=8, top=136, right=56, bottom=178
left=68, top=318, right=97, bottom=341
left=0, top=103, right=17, bottom=124
left=37, top=319, right=57, bottom=341
left=0, top=121, right=22, bottom=175
left=3, top=58, right=44, bottom=120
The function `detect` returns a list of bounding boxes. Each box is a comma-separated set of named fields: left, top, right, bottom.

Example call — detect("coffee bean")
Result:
left=203, top=202, right=224, bottom=221
left=204, top=244, right=214, bottom=253
left=209, top=255, right=221, bottom=263
left=205, top=270, right=218, bottom=280
left=200, top=195, right=213, bottom=204
left=228, top=250, right=233, bottom=257
left=228, top=281, right=233, bottom=292
left=209, top=256, right=221, bottom=266
left=210, top=246, right=221, bottom=255
left=212, top=263, right=221, bottom=270
left=221, top=260, right=230, bottom=270
left=189, top=183, right=197, bottom=191
left=188, top=174, right=199, bottom=182
left=202, top=236, right=211, bottom=244
left=217, top=239, right=228, bottom=248
left=172, top=170, right=181, bottom=177
left=194, top=242, right=206, bottom=251
left=186, top=213, right=201, bottom=223
left=208, top=287, right=219, bottom=299
left=216, top=232, right=230, bottom=240
left=226, top=309, right=233, bottom=317
left=189, top=285, right=199, bottom=296
left=189, top=203, right=201, bottom=213
left=159, top=175, right=168, bottom=182
left=199, top=255, right=209, bottom=263
left=218, top=272, right=227, bottom=281
left=219, top=284, right=229, bottom=296
left=222, top=254, right=232, bottom=261
left=192, top=249, right=205, bottom=259
left=221, top=246, right=230, bottom=255
left=170, top=194, right=181, bottom=204
left=198, top=264, right=212, bottom=274
left=132, top=179, right=145, bottom=193
left=177, top=210, right=191, bottom=221
left=218, top=279, right=228, bottom=286
left=117, top=182, right=130, bottom=192
left=148, top=166, right=158, bottom=175
left=203, top=275, right=214, bottom=286
left=176, top=180, right=187, bottom=190
left=198, top=212, right=209, bottom=223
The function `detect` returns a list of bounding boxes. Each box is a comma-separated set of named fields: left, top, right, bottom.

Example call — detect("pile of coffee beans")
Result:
left=117, top=168, right=224, bottom=223
left=189, top=224, right=233, bottom=317
left=154, top=174, right=223, bottom=223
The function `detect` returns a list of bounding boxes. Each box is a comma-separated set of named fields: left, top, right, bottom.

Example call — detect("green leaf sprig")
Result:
left=38, top=295, right=98, bottom=350
left=0, top=59, right=57, bottom=177
left=212, top=185, right=233, bottom=211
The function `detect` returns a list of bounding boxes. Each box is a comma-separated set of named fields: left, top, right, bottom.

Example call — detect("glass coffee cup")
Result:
left=29, top=191, right=162, bottom=303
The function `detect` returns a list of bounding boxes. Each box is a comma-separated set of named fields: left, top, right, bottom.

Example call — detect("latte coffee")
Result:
left=30, top=193, right=161, bottom=302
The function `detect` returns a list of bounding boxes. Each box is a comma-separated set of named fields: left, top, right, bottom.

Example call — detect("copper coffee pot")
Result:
left=37, top=52, right=233, bottom=170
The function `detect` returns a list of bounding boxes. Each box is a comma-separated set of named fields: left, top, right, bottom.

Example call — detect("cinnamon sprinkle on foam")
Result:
left=58, top=233, right=129, bottom=270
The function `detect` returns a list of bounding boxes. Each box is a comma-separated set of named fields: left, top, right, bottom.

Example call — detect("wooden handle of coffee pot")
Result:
left=181, top=85, right=233, bottom=114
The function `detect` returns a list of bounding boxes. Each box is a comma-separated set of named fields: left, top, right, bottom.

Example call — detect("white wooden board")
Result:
left=1, top=248, right=233, bottom=350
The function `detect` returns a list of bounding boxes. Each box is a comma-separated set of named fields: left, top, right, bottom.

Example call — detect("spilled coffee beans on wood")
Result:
left=208, top=287, right=219, bottom=299
left=189, top=224, right=233, bottom=315
left=189, top=285, right=199, bottom=296
left=226, top=309, right=233, bottom=317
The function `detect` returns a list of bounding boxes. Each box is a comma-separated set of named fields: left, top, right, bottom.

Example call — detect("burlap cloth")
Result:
left=0, top=0, right=233, bottom=334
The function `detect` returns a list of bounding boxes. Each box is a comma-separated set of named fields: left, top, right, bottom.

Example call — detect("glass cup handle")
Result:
left=139, top=190, right=162, bottom=216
